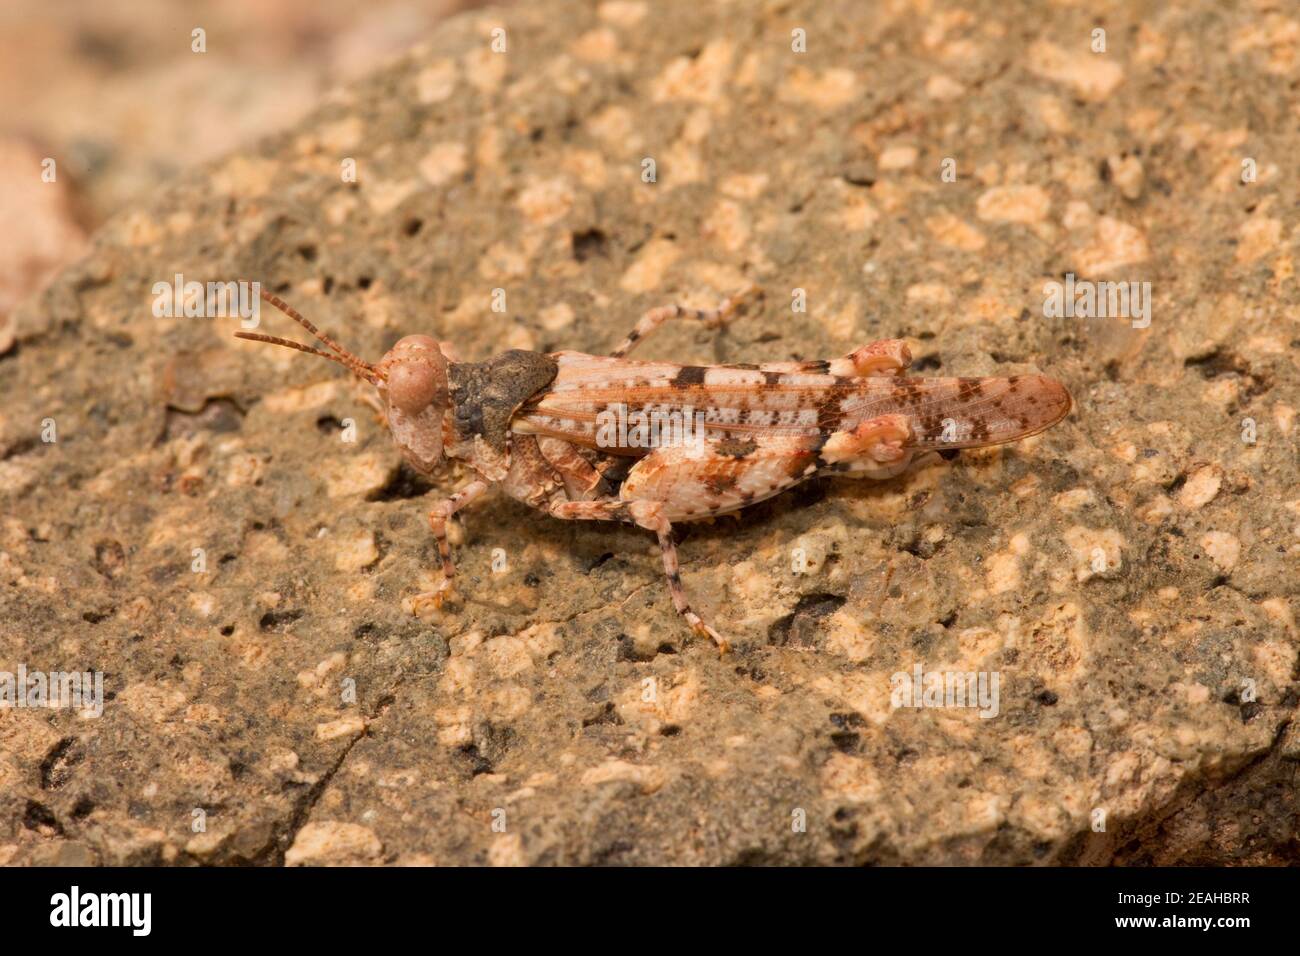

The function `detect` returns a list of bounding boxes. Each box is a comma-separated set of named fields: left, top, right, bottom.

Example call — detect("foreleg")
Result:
left=410, top=479, right=489, bottom=614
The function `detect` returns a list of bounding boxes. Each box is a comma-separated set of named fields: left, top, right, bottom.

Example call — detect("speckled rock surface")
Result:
left=1, top=0, right=1297, bottom=866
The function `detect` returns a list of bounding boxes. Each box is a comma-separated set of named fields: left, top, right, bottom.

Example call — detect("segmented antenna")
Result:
left=234, top=289, right=381, bottom=385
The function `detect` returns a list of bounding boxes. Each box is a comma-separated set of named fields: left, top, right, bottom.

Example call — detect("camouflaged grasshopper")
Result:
left=236, top=287, right=1071, bottom=651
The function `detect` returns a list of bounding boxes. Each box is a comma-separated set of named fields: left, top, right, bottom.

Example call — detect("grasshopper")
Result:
left=236, top=288, right=1071, bottom=651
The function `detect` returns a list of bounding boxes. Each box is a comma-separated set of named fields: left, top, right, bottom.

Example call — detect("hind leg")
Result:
left=818, top=414, right=915, bottom=476
left=618, top=416, right=916, bottom=516
left=609, top=417, right=917, bottom=645
left=535, top=418, right=916, bottom=648
left=634, top=504, right=728, bottom=651
left=543, top=496, right=727, bottom=650
left=608, top=286, right=761, bottom=357
left=754, top=340, right=913, bottom=378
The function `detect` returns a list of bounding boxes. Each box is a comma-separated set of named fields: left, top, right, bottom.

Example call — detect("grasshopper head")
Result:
left=375, top=334, right=451, bottom=476
left=235, top=290, right=452, bottom=476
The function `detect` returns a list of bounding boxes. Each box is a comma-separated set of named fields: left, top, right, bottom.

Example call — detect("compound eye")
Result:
left=388, top=362, right=438, bottom=414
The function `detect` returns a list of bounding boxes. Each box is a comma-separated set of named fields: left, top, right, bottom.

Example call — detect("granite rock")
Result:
left=0, top=0, right=1296, bottom=865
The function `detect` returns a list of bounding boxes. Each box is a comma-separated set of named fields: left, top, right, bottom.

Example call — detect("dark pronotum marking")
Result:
left=673, top=365, right=707, bottom=387
left=449, top=350, right=559, bottom=453
left=763, top=370, right=784, bottom=386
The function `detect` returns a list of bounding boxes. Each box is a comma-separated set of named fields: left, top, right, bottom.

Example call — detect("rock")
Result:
left=1064, top=204, right=1151, bottom=275
left=0, top=137, right=88, bottom=354
left=1177, top=463, right=1224, bottom=510
left=1106, top=154, right=1145, bottom=201
left=1027, top=40, right=1125, bottom=102
left=315, top=715, right=367, bottom=741
left=976, top=185, right=1051, bottom=225
left=0, top=0, right=1295, bottom=867
left=1200, top=531, right=1241, bottom=574
left=285, top=822, right=383, bottom=866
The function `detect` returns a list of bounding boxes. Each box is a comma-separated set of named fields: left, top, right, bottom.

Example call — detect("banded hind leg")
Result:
left=544, top=416, right=917, bottom=648
left=618, top=415, right=917, bottom=519
left=621, top=416, right=916, bottom=644
left=609, top=286, right=762, bottom=357
left=606, top=286, right=911, bottom=381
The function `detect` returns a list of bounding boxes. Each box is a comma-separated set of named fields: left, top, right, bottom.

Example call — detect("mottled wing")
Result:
left=514, top=351, right=1071, bottom=454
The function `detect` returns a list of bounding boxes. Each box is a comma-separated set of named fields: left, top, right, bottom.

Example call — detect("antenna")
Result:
left=234, top=289, right=381, bottom=385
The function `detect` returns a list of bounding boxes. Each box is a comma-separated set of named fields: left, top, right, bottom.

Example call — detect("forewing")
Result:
left=514, top=352, right=1070, bottom=454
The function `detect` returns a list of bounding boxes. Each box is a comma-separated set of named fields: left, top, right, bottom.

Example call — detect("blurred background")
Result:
left=0, top=0, right=497, bottom=349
